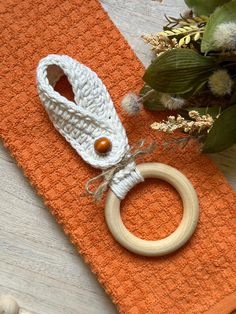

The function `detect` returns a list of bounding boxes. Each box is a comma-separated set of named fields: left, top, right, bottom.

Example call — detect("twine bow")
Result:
left=85, top=140, right=157, bottom=201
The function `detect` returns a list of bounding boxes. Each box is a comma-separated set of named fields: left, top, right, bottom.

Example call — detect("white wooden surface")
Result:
left=1, top=1, right=236, bottom=313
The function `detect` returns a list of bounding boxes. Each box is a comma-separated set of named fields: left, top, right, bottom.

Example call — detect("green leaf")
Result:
left=201, top=0, right=236, bottom=52
left=184, top=0, right=231, bottom=16
left=230, top=87, right=236, bottom=105
left=140, top=85, right=165, bottom=111
left=143, top=49, right=215, bottom=95
left=202, top=105, right=236, bottom=152
left=143, top=101, right=166, bottom=111
left=179, top=80, right=207, bottom=99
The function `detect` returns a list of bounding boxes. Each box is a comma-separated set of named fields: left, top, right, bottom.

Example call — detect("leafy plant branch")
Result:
left=138, top=0, right=236, bottom=153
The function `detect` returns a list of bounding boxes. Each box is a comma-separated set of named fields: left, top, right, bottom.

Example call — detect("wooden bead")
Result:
left=0, top=295, right=19, bottom=314
left=94, top=137, right=112, bottom=154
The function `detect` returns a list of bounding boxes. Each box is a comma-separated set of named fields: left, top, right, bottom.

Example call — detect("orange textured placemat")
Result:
left=1, top=0, right=236, bottom=313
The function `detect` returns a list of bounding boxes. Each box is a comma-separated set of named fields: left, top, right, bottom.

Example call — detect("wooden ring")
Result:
left=105, top=163, right=199, bottom=256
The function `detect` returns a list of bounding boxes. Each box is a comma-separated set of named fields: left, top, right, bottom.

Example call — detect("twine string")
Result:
left=85, top=140, right=157, bottom=201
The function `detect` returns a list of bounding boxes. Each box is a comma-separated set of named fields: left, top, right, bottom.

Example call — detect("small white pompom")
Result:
left=213, top=22, right=236, bottom=51
left=121, top=92, right=142, bottom=115
left=208, top=69, right=233, bottom=96
left=160, top=93, right=186, bottom=110
left=0, top=295, right=19, bottom=314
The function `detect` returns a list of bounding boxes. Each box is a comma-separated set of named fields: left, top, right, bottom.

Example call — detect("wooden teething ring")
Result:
left=105, top=163, right=199, bottom=256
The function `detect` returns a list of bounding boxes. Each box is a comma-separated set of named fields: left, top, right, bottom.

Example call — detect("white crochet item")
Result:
left=36, top=54, right=143, bottom=199
left=36, top=54, right=199, bottom=256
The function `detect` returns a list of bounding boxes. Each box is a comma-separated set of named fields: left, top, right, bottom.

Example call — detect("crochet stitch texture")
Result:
left=0, top=0, right=236, bottom=313
left=37, top=54, right=143, bottom=199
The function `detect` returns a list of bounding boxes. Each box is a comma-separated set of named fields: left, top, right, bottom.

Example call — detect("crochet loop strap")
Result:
left=36, top=54, right=143, bottom=199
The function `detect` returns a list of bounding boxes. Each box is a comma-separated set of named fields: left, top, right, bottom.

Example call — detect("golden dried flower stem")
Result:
left=141, top=34, right=179, bottom=56
left=164, top=14, right=208, bottom=28
left=151, top=111, right=215, bottom=135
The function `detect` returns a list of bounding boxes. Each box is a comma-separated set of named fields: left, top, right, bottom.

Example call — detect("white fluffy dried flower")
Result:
left=142, top=33, right=179, bottom=56
left=188, top=110, right=200, bottom=119
left=208, top=69, right=233, bottom=96
left=151, top=121, right=179, bottom=133
left=151, top=111, right=214, bottom=134
left=213, top=22, right=236, bottom=50
left=121, top=92, right=142, bottom=115
left=160, top=93, right=186, bottom=110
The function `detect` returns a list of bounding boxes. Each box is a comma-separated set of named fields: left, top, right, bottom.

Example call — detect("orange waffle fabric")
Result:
left=0, top=0, right=236, bottom=313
